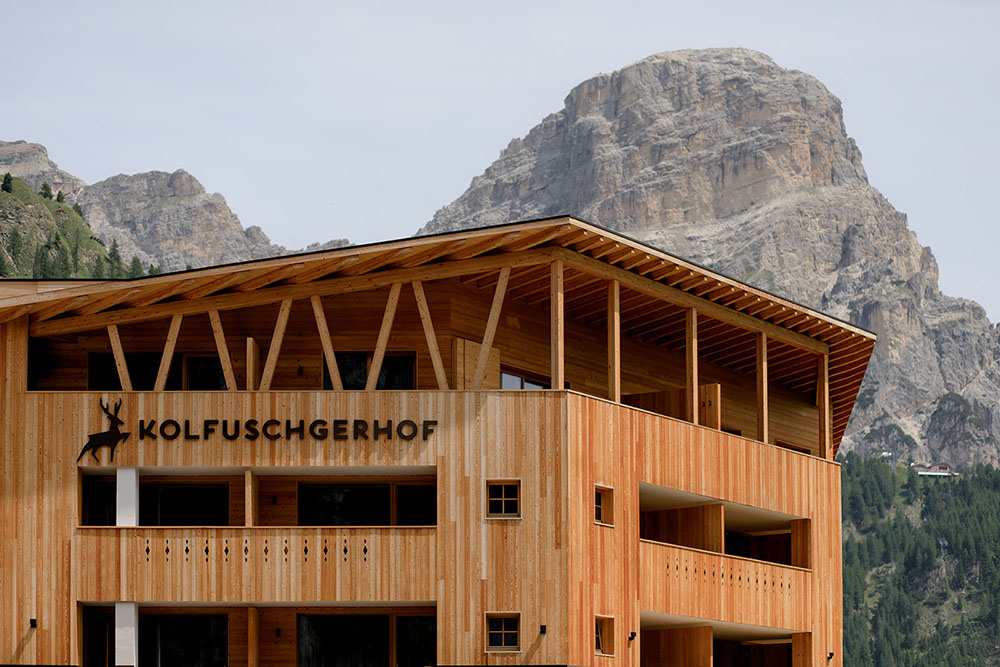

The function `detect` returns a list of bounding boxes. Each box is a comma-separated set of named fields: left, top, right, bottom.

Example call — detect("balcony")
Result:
left=639, top=538, right=811, bottom=632
left=74, top=526, right=436, bottom=603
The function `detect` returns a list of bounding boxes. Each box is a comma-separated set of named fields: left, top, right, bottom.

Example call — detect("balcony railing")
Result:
left=74, top=526, right=436, bottom=603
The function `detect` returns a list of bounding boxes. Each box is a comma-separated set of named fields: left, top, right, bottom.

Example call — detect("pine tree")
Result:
left=54, top=240, right=71, bottom=278
left=0, top=252, right=8, bottom=277
left=40, top=182, right=53, bottom=199
left=147, top=264, right=163, bottom=276
left=1, top=173, right=12, bottom=193
left=128, top=256, right=144, bottom=279
left=92, top=256, right=106, bottom=279
left=108, top=239, right=124, bottom=278
left=32, top=244, right=50, bottom=278
left=56, top=190, right=65, bottom=203
left=72, top=202, right=84, bottom=218
left=7, top=228, right=22, bottom=264
left=71, top=229, right=81, bottom=272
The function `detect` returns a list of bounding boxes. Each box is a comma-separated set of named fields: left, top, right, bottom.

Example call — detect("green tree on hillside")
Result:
left=7, top=228, right=22, bottom=263
left=108, top=239, right=124, bottom=278
left=0, top=252, right=9, bottom=277
left=92, top=256, right=106, bottom=279
left=72, top=202, right=84, bottom=218
left=40, top=182, right=53, bottom=199
left=1, top=173, right=12, bottom=193
left=128, top=256, right=144, bottom=279
left=56, top=191, right=65, bottom=203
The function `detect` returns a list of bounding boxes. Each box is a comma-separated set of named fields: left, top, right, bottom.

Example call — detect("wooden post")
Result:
left=607, top=279, right=620, bottom=402
left=208, top=310, right=237, bottom=391
left=366, top=283, right=402, bottom=391
left=248, top=607, right=260, bottom=667
left=245, top=337, right=260, bottom=391
left=310, top=295, right=342, bottom=391
left=412, top=281, right=449, bottom=390
left=244, top=469, right=258, bottom=527
left=154, top=314, right=182, bottom=391
left=698, top=383, right=721, bottom=430
left=550, top=260, right=565, bottom=389
left=818, top=353, right=832, bottom=459
left=685, top=308, right=698, bottom=424
left=107, top=324, right=132, bottom=391
left=790, top=518, right=811, bottom=569
left=471, top=268, right=509, bottom=390
left=259, top=299, right=293, bottom=392
left=757, top=332, right=768, bottom=443
left=791, top=632, right=813, bottom=667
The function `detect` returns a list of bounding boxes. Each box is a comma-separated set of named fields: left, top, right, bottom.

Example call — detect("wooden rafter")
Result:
left=471, top=267, right=510, bottom=391
left=259, top=299, right=293, bottom=392
left=154, top=314, right=183, bottom=391
left=311, top=295, right=342, bottom=391
left=366, top=285, right=402, bottom=391
left=208, top=310, right=237, bottom=391
left=757, top=333, right=768, bottom=443
left=608, top=280, right=620, bottom=402
left=107, top=324, right=132, bottom=391
left=550, top=260, right=565, bottom=389
left=412, top=281, right=448, bottom=390
left=685, top=308, right=698, bottom=424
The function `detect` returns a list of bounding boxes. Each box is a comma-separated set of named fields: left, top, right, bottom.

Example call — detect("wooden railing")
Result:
left=639, top=539, right=812, bottom=632
left=74, top=526, right=436, bottom=603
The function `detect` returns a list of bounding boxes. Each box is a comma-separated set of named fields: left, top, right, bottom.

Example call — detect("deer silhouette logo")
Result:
left=77, top=398, right=131, bottom=462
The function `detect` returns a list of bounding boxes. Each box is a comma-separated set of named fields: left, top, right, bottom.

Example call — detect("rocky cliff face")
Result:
left=0, top=143, right=348, bottom=272
left=420, top=48, right=1000, bottom=467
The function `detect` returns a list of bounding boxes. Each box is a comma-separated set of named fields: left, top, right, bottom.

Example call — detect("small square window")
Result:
left=595, top=616, right=614, bottom=655
left=487, top=481, right=520, bottom=518
left=486, top=614, right=520, bottom=651
left=595, top=486, right=614, bottom=526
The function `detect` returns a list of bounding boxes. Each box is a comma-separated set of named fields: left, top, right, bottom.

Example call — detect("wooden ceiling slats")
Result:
left=393, top=239, right=470, bottom=266
left=232, top=263, right=307, bottom=291
left=31, top=296, right=90, bottom=322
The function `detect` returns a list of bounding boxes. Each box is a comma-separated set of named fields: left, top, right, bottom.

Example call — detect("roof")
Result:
left=0, top=216, right=875, bottom=449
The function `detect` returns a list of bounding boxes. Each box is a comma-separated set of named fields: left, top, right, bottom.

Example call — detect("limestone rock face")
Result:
left=0, top=140, right=86, bottom=197
left=0, top=143, right=349, bottom=272
left=77, top=169, right=288, bottom=271
left=420, top=48, right=1000, bottom=467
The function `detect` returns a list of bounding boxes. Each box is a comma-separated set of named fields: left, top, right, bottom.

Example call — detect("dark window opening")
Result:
left=81, top=475, right=116, bottom=526
left=714, top=638, right=792, bottom=667
left=87, top=352, right=180, bottom=391
left=487, top=481, right=520, bottom=518
left=298, top=481, right=435, bottom=526
left=397, top=616, right=437, bottom=667
left=298, top=615, right=391, bottom=667
left=486, top=615, right=519, bottom=650
left=501, top=370, right=549, bottom=390
left=139, top=614, right=228, bottom=667
left=139, top=483, right=231, bottom=526
left=323, top=351, right=416, bottom=390
left=82, top=606, right=114, bottom=667
left=725, top=531, right=793, bottom=566
left=185, top=356, right=227, bottom=390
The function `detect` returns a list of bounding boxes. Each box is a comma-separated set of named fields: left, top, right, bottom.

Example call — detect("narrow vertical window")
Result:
left=595, top=616, right=614, bottom=655
left=595, top=486, right=614, bottom=526
left=486, top=481, right=520, bottom=518
left=486, top=613, right=520, bottom=651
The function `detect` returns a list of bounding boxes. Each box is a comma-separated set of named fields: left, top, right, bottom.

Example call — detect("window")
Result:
left=486, top=481, right=520, bottom=518
left=138, top=614, right=228, bottom=667
left=595, top=616, right=614, bottom=655
left=184, top=356, right=227, bottom=390
left=296, top=481, right=436, bottom=526
left=595, top=486, right=614, bottom=526
left=486, top=614, right=519, bottom=651
left=87, top=352, right=167, bottom=391
left=139, top=483, right=231, bottom=526
left=81, top=475, right=116, bottom=526
left=323, top=351, right=416, bottom=390
left=501, top=370, right=549, bottom=390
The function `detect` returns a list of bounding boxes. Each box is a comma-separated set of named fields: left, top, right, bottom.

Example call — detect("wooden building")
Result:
left=0, top=217, right=875, bottom=666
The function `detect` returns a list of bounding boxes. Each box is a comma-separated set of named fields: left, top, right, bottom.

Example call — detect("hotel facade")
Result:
left=0, top=217, right=874, bottom=666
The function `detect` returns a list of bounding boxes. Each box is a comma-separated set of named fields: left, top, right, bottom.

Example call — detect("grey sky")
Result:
left=3, top=0, right=998, bottom=320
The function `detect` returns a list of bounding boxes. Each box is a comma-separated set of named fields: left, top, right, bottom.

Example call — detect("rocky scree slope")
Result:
left=420, top=48, right=1000, bottom=467
left=0, top=140, right=347, bottom=272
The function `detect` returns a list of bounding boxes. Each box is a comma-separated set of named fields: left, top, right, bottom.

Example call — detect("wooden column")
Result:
left=641, top=626, right=713, bottom=667
left=757, top=332, right=769, bottom=443
left=107, top=324, right=132, bottom=391
left=698, top=383, right=721, bottom=429
left=791, top=632, right=813, bottom=667
left=818, top=353, right=832, bottom=459
left=550, top=260, right=565, bottom=389
left=685, top=308, right=698, bottom=424
left=244, top=469, right=258, bottom=527
left=366, top=284, right=401, bottom=391
left=248, top=607, right=260, bottom=667
left=790, top=518, right=811, bottom=569
left=607, top=279, right=620, bottom=402
left=245, top=337, right=260, bottom=391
